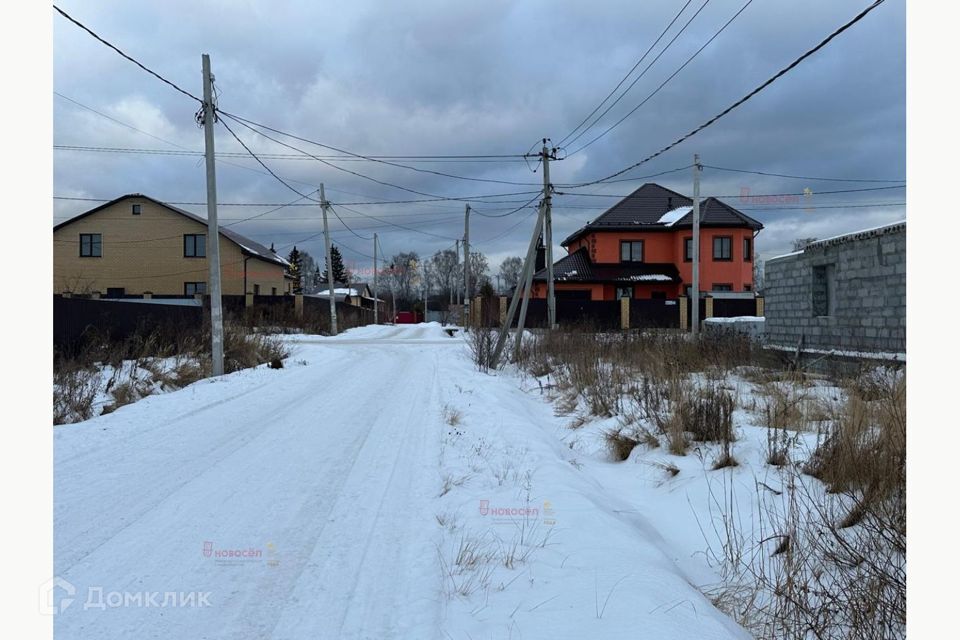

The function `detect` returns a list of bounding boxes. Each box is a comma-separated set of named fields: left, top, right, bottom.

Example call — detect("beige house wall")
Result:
left=53, top=197, right=289, bottom=296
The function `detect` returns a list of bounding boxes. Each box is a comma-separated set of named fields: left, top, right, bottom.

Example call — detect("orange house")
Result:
left=531, top=183, right=762, bottom=300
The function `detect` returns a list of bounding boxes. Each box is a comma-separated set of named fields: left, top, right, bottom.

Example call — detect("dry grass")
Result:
left=604, top=430, right=640, bottom=461
left=53, top=364, right=101, bottom=425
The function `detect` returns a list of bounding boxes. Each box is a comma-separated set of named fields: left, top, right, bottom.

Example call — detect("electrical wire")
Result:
left=217, top=111, right=539, bottom=187
left=53, top=5, right=201, bottom=103
left=569, top=0, right=755, bottom=156
left=558, top=0, right=695, bottom=146
left=565, top=0, right=888, bottom=188
left=702, top=164, right=905, bottom=183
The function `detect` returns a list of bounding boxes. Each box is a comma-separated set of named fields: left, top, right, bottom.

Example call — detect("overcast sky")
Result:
left=52, top=0, right=905, bottom=278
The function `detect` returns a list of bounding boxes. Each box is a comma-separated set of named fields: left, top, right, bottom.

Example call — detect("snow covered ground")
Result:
left=55, top=323, right=759, bottom=639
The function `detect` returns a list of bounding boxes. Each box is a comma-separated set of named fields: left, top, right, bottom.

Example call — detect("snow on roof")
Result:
left=318, top=288, right=359, bottom=296
left=806, top=220, right=906, bottom=248
left=624, top=274, right=673, bottom=282
left=657, top=206, right=693, bottom=226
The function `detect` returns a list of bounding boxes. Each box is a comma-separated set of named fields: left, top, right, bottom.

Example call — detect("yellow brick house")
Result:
left=53, top=194, right=292, bottom=296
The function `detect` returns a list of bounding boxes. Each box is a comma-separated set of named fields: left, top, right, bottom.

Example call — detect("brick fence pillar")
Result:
left=245, top=292, right=254, bottom=308
left=295, top=294, right=304, bottom=318
left=499, top=296, right=507, bottom=327
left=620, top=297, right=630, bottom=330
left=679, top=296, right=688, bottom=330
left=756, top=296, right=765, bottom=316
left=705, top=296, right=714, bottom=320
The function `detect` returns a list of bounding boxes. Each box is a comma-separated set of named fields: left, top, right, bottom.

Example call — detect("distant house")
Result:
left=54, top=194, right=293, bottom=297
left=531, top=183, right=763, bottom=301
left=314, top=283, right=382, bottom=308
left=764, top=221, right=905, bottom=357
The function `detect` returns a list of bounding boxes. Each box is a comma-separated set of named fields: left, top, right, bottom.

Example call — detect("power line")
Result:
left=218, top=117, right=318, bottom=202
left=702, top=164, right=906, bottom=183
left=558, top=0, right=695, bottom=146
left=54, top=92, right=324, bottom=192
left=565, top=0, right=888, bottom=188
left=53, top=5, right=201, bottom=103
left=217, top=111, right=540, bottom=187
left=556, top=184, right=905, bottom=199
left=53, top=144, right=529, bottom=163
left=473, top=192, right=542, bottom=218
left=569, top=0, right=754, bottom=156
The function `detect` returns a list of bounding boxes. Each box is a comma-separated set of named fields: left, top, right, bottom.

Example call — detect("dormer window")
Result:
left=132, top=203, right=141, bottom=215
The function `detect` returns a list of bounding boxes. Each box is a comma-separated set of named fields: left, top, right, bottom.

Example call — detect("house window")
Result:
left=272, top=287, right=277, bottom=296
left=184, top=234, right=206, bottom=258
left=79, top=233, right=102, bottom=257
left=615, top=286, right=632, bottom=299
left=713, top=236, right=732, bottom=261
left=132, top=204, right=141, bottom=215
left=743, top=237, right=752, bottom=262
left=713, top=283, right=733, bottom=292
left=812, top=264, right=836, bottom=317
left=684, top=237, right=693, bottom=262
left=184, top=281, right=206, bottom=296
left=253, top=284, right=261, bottom=295
left=620, top=240, right=644, bottom=263
left=105, top=287, right=125, bottom=298
left=743, top=284, right=752, bottom=292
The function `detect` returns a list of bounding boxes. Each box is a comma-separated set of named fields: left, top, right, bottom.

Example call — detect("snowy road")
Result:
left=55, top=324, right=451, bottom=639
left=54, top=323, right=749, bottom=639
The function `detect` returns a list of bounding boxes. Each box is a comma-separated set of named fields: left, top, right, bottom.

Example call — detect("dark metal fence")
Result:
left=54, top=295, right=202, bottom=354
left=630, top=299, right=680, bottom=329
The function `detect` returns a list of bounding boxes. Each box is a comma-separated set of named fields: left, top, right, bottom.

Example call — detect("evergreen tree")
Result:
left=312, top=266, right=323, bottom=292
left=322, top=245, right=350, bottom=284
left=287, top=246, right=304, bottom=294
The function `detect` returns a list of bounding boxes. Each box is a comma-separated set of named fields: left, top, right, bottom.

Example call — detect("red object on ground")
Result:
left=394, top=311, right=419, bottom=324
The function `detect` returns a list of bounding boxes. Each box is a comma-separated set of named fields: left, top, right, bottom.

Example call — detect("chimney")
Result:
left=667, top=196, right=673, bottom=210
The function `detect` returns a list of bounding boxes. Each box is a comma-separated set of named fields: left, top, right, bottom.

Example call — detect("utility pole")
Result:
left=320, top=183, right=338, bottom=335
left=201, top=54, right=224, bottom=377
left=691, top=154, right=701, bottom=339
left=373, top=233, right=378, bottom=324
left=463, top=203, right=471, bottom=326
left=489, top=204, right=546, bottom=368
left=455, top=239, right=461, bottom=306
left=541, top=141, right=556, bottom=330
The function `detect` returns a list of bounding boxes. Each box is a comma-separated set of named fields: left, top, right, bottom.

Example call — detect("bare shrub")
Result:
left=53, top=364, right=101, bottom=425
left=466, top=327, right=497, bottom=372
left=442, top=404, right=463, bottom=427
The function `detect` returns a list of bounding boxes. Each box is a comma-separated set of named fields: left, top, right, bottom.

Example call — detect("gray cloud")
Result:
left=53, top=0, right=905, bottom=274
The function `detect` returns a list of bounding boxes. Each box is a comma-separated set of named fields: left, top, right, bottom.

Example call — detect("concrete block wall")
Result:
left=764, top=222, right=905, bottom=354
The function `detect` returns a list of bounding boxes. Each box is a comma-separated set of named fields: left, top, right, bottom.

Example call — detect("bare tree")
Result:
left=791, top=237, right=818, bottom=252
left=498, top=256, right=523, bottom=291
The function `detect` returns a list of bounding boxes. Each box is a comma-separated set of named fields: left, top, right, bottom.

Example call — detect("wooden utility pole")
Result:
left=489, top=204, right=546, bottom=368
left=320, top=183, right=338, bottom=335
left=201, top=54, right=224, bottom=376
left=691, top=154, right=701, bottom=338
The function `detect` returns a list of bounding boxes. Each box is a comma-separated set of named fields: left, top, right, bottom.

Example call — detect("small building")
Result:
left=315, top=283, right=382, bottom=308
left=54, top=194, right=292, bottom=297
left=764, top=221, right=905, bottom=357
left=531, top=183, right=763, bottom=300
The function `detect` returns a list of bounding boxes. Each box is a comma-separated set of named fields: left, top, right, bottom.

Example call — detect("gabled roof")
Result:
left=531, top=247, right=680, bottom=284
left=53, top=194, right=290, bottom=268
left=561, top=183, right=763, bottom=246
